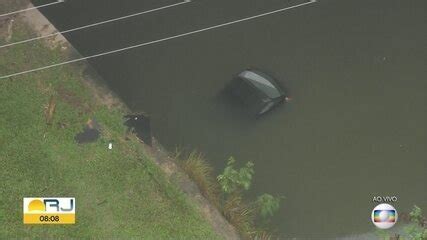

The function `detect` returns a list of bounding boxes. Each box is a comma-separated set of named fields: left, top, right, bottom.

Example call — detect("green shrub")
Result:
left=178, top=152, right=284, bottom=239
left=256, top=194, right=284, bottom=219
left=405, top=224, right=427, bottom=240
left=405, top=206, right=427, bottom=240
left=410, top=205, right=423, bottom=225
left=217, top=157, right=254, bottom=194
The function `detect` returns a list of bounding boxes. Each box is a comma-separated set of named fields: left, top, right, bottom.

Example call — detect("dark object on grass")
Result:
left=75, top=118, right=101, bottom=144
left=229, top=69, right=287, bottom=116
left=124, top=113, right=152, bottom=146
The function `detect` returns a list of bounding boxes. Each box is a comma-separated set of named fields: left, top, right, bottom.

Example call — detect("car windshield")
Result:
left=239, top=71, right=282, bottom=98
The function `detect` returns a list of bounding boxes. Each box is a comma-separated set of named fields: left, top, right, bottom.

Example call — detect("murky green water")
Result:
left=34, top=0, right=426, bottom=237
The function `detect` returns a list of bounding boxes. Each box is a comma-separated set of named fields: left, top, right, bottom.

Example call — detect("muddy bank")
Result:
left=0, top=2, right=239, bottom=239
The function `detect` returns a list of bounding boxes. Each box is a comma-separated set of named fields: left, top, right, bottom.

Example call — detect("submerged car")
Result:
left=229, top=69, right=287, bottom=116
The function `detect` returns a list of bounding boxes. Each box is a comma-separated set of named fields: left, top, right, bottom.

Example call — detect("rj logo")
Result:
left=23, top=197, right=75, bottom=224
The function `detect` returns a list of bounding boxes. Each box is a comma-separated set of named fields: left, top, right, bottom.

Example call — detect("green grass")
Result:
left=177, top=151, right=221, bottom=209
left=0, top=21, right=220, bottom=239
left=0, top=0, right=28, bottom=12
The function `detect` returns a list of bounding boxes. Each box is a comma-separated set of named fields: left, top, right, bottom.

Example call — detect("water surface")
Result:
left=33, top=0, right=427, bottom=237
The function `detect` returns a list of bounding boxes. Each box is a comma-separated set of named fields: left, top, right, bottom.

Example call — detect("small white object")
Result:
left=108, top=143, right=113, bottom=150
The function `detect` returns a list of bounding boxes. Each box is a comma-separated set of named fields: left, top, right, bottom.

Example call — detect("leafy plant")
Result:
left=410, top=205, right=423, bottom=225
left=256, top=194, right=284, bottom=218
left=217, top=157, right=254, bottom=194
left=405, top=205, right=427, bottom=240
left=405, top=224, right=427, bottom=240
left=180, top=153, right=284, bottom=238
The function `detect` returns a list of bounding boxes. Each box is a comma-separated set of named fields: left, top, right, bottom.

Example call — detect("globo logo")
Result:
left=371, top=203, right=397, bottom=229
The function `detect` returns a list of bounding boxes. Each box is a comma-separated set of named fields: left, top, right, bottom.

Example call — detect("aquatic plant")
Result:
left=177, top=151, right=283, bottom=239
left=410, top=205, right=424, bottom=226
left=256, top=194, right=284, bottom=219
left=405, top=206, right=427, bottom=240
left=405, top=224, right=427, bottom=240
left=217, top=157, right=254, bottom=194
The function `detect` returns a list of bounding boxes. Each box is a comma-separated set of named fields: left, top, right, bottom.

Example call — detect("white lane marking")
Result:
left=0, top=0, right=317, bottom=80
left=0, top=1, right=191, bottom=49
left=0, top=0, right=64, bottom=18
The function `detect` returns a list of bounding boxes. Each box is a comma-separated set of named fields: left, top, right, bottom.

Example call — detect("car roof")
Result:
left=238, top=70, right=283, bottom=99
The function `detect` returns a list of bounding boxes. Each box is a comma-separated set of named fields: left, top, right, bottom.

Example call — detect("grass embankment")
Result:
left=0, top=0, right=28, bottom=11
left=0, top=18, right=220, bottom=239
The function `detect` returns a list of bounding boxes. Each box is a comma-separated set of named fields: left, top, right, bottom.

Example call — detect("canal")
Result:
left=33, top=0, right=427, bottom=237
